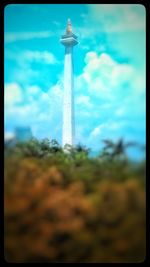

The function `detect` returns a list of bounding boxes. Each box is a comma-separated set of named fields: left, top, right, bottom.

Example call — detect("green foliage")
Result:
left=100, top=138, right=139, bottom=161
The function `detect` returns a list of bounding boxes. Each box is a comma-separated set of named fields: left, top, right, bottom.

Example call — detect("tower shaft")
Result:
left=60, top=19, right=78, bottom=147
left=63, top=46, right=74, bottom=146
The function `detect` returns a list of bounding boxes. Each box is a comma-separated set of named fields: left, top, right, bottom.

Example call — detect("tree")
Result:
left=6, top=138, right=62, bottom=158
left=75, top=143, right=90, bottom=155
left=100, top=138, right=138, bottom=160
left=50, top=139, right=62, bottom=153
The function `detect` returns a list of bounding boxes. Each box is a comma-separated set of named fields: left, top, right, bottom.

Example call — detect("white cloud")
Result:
left=76, top=95, right=92, bottom=108
left=23, top=50, right=58, bottom=64
left=5, top=81, right=62, bottom=124
left=74, top=49, right=145, bottom=148
left=4, top=132, right=15, bottom=141
left=5, top=49, right=58, bottom=86
left=52, top=21, right=61, bottom=27
left=90, top=124, right=106, bottom=138
left=5, top=81, right=64, bottom=140
left=115, top=107, right=125, bottom=117
left=88, top=4, right=145, bottom=32
left=13, top=66, right=39, bottom=84
left=5, top=31, right=53, bottom=43
left=11, top=105, right=33, bottom=117
left=5, top=49, right=58, bottom=65
left=76, top=110, right=91, bottom=118
left=77, top=51, right=137, bottom=100
left=77, top=5, right=145, bottom=42
left=28, top=85, right=41, bottom=95
left=26, top=85, right=48, bottom=103
left=133, top=75, right=146, bottom=95
left=80, top=44, right=90, bottom=51
left=48, top=83, right=63, bottom=101
left=89, top=121, right=123, bottom=140
left=4, top=83, right=23, bottom=107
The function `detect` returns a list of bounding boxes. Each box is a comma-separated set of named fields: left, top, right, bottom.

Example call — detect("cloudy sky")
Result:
left=4, top=4, right=146, bottom=157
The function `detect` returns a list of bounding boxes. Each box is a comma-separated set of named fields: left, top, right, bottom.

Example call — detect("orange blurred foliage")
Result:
left=4, top=157, right=146, bottom=263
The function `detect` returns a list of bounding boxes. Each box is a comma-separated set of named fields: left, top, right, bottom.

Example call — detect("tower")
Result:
left=60, top=19, right=78, bottom=147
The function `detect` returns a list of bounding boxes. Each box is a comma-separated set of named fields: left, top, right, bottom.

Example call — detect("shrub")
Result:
left=5, top=155, right=145, bottom=263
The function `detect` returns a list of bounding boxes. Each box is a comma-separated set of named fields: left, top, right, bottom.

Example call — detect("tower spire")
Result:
left=66, top=18, right=72, bottom=34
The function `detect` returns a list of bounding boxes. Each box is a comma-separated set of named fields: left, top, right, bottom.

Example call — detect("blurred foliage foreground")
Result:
left=4, top=139, right=146, bottom=263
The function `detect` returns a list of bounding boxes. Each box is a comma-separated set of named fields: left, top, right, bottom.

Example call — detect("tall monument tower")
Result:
left=60, top=19, right=78, bottom=147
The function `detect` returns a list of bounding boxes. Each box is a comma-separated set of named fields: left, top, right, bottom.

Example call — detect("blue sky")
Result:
left=4, top=4, right=146, bottom=158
